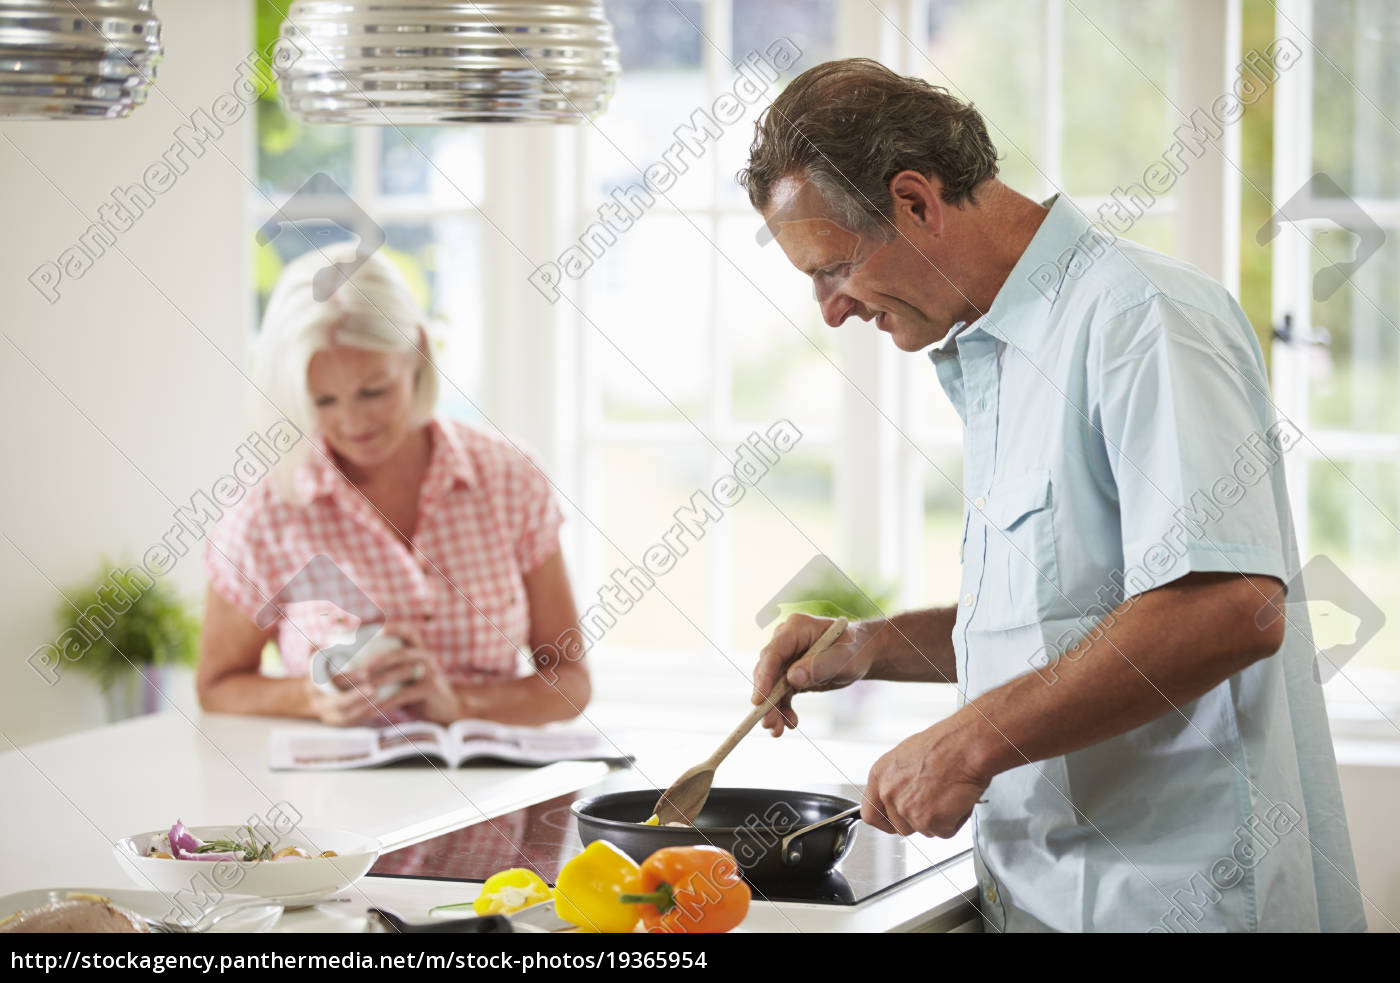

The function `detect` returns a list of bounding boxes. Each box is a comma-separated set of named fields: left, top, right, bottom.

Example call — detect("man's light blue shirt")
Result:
left=930, top=194, right=1366, bottom=932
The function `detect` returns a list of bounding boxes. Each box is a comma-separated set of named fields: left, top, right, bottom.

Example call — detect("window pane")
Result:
left=588, top=0, right=709, bottom=211
left=589, top=442, right=717, bottom=650
left=608, top=0, right=704, bottom=70
left=1061, top=0, right=1177, bottom=198
left=732, top=0, right=836, bottom=69
left=729, top=448, right=838, bottom=654
left=714, top=1, right=838, bottom=209
left=904, top=352, right=965, bottom=440
left=1305, top=230, right=1400, bottom=434
left=923, top=0, right=1047, bottom=193
left=1116, top=208, right=1174, bottom=254
left=256, top=103, right=354, bottom=196
left=379, top=219, right=484, bottom=425
left=582, top=214, right=713, bottom=422
left=1308, top=459, right=1399, bottom=677
left=379, top=127, right=485, bottom=204
left=921, top=452, right=965, bottom=608
left=715, top=216, right=838, bottom=432
left=1310, top=0, right=1400, bottom=200
left=253, top=211, right=364, bottom=319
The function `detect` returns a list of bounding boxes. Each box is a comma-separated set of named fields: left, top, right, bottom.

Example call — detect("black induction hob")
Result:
left=368, top=773, right=972, bottom=906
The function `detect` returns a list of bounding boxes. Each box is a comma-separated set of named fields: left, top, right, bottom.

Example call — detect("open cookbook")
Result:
left=267, top=719, right=633, bottom=771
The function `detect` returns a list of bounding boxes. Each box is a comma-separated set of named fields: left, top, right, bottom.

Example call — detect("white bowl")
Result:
left=113, top=825, right=381, bottom=907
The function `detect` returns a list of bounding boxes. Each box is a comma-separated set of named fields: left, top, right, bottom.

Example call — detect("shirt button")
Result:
left=962, top=593, right=975, bottom=606
left=974, top=496, right=986, bottom=509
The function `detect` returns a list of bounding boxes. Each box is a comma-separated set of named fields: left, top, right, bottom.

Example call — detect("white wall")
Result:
left=0, top=0, right=254, bottom=744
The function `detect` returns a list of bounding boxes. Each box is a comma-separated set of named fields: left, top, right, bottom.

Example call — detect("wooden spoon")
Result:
left=651, top=617, right=850, bottom=826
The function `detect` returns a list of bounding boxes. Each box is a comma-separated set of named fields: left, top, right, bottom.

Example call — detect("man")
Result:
left=743, top=59, right=1365, bottom=932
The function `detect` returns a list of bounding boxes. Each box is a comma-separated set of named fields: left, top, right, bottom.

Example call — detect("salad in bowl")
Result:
left=115, top=821, right=380, bottom=906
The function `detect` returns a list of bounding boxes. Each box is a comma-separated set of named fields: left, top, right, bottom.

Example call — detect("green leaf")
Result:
left=776, top=600, right=857, bottom=621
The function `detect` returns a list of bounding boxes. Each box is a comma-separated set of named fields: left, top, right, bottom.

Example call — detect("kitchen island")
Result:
left=0, top=712, right=978, bottom=933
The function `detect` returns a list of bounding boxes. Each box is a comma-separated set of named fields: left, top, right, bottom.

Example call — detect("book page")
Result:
left=269, top=727, right=381, bottom=769
left=447, top=718, right=510, bottom=746
left=268, top=721, right=449, bottom=769
left=374, top=720, right=449, bottom=760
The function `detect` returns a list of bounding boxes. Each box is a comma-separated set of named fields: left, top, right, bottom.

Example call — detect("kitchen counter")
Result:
left=0, top=712, right=978, bottom=933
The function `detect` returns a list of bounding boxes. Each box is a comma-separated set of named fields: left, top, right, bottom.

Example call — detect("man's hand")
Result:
left=862, top=714, right=989, bottom=837
left=752, top=614, right=881, bottom=736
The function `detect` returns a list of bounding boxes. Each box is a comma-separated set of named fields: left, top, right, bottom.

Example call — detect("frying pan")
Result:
left=570, top=787, right=861, bottom=884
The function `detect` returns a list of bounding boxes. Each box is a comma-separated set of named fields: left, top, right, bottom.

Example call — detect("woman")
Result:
left=197, top=247, right=589, bottom=727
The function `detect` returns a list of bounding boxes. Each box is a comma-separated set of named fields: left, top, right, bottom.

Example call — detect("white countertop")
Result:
left=0, top=712, right=976, bottom=933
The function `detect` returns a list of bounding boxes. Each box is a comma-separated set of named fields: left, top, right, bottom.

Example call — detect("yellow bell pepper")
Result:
left=553, top=840, right=642, bottom=933
left=471, top=868, right=551, bottom=916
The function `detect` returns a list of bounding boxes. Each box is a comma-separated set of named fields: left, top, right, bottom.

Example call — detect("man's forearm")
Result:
left=955, top=573, right=1285, bottom=783
left=865, top=606, right=959, bottom=684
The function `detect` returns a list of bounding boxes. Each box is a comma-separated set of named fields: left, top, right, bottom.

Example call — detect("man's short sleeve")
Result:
left=1096, top=295, right=1292, bottom=597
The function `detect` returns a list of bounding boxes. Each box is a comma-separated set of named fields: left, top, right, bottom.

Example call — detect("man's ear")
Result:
left=889, top=170, right=945, bottom=236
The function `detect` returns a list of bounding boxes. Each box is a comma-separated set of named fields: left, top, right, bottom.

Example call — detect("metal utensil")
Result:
left=131, top=897, right=282, bottom=933
left=365, top=907, right=512, bottom=933
left=651, top=616, right=850, bottom=826
left=779, top=806, right=862, bottom=865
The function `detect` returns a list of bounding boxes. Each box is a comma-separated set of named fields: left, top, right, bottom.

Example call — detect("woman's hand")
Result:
left=345, top=622, right=461, bottom=725
left=302, top=664, right=387, bottom=727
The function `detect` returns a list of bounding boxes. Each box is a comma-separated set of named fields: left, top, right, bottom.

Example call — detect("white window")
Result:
left=1268, top=0, right=1400, bottom=733
left=252, top=0, right=1397, bottom=740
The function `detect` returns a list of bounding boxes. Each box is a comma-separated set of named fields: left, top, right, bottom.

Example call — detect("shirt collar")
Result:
left=295, top=418, right=477, bottom=503
left=927, top=193, right=1087, bottom=362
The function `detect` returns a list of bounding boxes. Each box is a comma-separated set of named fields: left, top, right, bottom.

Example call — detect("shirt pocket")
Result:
left=979, top=469, right=1062, bottom=630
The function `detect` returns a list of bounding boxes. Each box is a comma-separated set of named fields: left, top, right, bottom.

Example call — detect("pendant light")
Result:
left=0, top=0, right=162, bottom=120
left=275, top=1, right=621, bottom=125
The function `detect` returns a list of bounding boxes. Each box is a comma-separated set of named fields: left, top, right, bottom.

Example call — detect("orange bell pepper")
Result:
left=618, top=846, right=750, bottom=933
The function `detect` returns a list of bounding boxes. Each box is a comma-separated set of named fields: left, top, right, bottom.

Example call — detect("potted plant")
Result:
left=55, top=562, right=200, bottom=722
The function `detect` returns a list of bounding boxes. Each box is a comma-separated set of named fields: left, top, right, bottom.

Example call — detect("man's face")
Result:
left=761, top=176, right=970, bottom=351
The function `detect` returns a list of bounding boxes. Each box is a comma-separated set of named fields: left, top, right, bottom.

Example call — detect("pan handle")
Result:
left=779, top=805, right=861, bottom=865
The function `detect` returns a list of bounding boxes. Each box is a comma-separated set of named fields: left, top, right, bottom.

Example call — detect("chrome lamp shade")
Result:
left=276, top=1, right=621, bottom=125
left=0, top=0, right=162, bottom=120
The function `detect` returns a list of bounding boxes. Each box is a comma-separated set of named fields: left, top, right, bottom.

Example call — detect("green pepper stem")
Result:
left=618, top=882, right=675, bottom=913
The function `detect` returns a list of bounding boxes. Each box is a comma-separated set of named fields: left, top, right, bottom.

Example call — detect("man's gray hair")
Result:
left=738, top=58, right=1000, bottom=230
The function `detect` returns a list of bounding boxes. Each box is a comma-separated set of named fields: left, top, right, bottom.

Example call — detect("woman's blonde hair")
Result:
left=252, top=245, right=439, bottom=501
